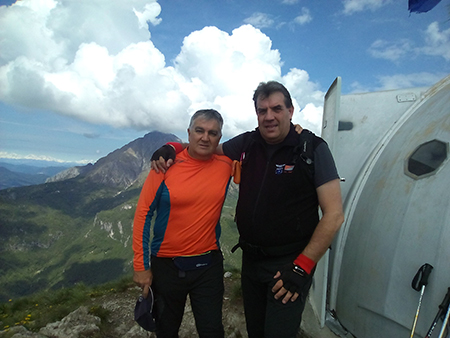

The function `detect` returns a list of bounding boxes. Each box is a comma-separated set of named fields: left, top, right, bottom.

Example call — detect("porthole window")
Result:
left=406, top=140, right=448, bottom=179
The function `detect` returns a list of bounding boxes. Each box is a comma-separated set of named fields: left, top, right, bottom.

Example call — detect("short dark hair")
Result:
left=252, top=81, right=293, bottom=110
left=189, top=109, right=224, bottom=131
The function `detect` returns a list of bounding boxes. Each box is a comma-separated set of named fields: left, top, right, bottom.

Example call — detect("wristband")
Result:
left=166, top=142, right=183, bottom=154
left=294, top=254, right=315, bottom=274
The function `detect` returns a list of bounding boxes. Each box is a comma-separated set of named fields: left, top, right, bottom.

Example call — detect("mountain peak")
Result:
left=47, top=131, right=182, bottom=188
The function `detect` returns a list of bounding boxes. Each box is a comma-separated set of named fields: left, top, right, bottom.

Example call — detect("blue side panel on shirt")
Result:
left=142, top=181, right=167, bottom=268
left=215, top=177, right=232, bottom=249
left=150, top=181, right=171, bottom=256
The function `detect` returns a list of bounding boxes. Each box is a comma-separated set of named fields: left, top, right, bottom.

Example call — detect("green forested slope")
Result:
left=0, top=177, right=239, bottom=303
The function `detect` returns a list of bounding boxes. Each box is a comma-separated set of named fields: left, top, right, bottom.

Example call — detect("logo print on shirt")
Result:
left=275, top=164, right=295, bottom=175
left=275, top=164, right=285, bottom=175
left=284, top=165, right=295, bottom=173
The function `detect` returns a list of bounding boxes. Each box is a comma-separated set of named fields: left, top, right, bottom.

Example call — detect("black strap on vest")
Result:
left=293, top=129, right=314, bottom=165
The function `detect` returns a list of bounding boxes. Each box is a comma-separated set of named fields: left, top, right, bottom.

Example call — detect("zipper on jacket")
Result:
left=251, top=158, right=270, bottom=225
left=250, top=143, right=287, bottom=225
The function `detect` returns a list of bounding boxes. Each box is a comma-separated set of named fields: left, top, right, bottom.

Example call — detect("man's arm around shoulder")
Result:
left=151, top=143, right=225, bottom=173
left=272, top=178, right=344, bottom=303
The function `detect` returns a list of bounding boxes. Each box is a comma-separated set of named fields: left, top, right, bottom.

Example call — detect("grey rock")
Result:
left=38, top=306, right=100, bottom=338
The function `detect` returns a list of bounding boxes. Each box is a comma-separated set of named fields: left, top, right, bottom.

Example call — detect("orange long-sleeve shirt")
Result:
left=133, top=149, right=232, bottom=271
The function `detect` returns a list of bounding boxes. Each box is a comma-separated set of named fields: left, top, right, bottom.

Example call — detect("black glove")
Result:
left=151, top=144, right=176, bottom=162
left=277, top=263, right=310, bottom=294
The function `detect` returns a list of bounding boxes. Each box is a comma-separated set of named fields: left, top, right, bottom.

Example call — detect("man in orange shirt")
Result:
left=133, top=109, right=232, bottom=338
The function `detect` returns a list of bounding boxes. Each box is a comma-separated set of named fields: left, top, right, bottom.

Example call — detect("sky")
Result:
left=0, top=0, right=449, bottom=165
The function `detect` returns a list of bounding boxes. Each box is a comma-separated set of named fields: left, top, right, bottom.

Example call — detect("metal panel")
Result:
left=308, top=77, right=341, bottom=328
left=322, top=77, right=341, bottom=152
left=331, top=75, right=450, bottom=337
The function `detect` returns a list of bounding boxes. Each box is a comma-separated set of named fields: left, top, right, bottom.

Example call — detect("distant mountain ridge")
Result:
left=0, top=162, right=71, bottom=190
left=0, top=166, right=48, bottom=190
left=0, top=162, right=70, bottom=175
left=0, top=158, right=82, bottom=168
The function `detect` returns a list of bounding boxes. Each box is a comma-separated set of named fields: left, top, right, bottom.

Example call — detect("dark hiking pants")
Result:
left=241, top=251, right=313, bottom=338
left=151, top=251, right=224, bottom=338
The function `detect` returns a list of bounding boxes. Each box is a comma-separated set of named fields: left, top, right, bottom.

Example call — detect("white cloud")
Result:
left=342, top=0, right=392, bottom=15
left=349, top=73, right=444, bottom=93
left=368, top=39, right=413, bottom=61
left=349, top=81, right=371, bottom=93
left=243, top=12, right=274, bottom=29
left=367, top=21, right=450, bottom=63
left=420, top=22, right=450, bottom=61
left=133, top=2, right=162, bottom=29
left=282, top=68, right=324, bottom=133
left=282, top=0, right=299, bottom=4
left=375, top=72, right=445, bottom=90
left=0, top=0, right=325, bottom=139
left=294, top=7, right=312, bottom=25
left=0, top=151, right=91, bottom=164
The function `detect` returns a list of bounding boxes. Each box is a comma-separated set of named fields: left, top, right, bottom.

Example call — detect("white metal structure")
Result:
left=312, top=74, right=450, bottom=337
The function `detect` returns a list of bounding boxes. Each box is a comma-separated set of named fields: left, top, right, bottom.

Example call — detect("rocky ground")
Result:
left=1, top=273, right=322, bottom=338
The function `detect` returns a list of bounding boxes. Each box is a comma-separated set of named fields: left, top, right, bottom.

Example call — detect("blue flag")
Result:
left=409, top=0, right=442, bottom=13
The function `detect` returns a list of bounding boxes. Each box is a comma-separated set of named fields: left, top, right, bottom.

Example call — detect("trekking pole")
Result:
left=437, top=302, right=450, bottom=338
left=410, top=263, right=433, bottom=338
left=425, top=287, right=450, bottom=338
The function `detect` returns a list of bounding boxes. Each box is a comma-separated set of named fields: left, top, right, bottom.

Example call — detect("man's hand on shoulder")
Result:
left=294, top=124, right=303, bottom=134
left=151, top=157, right=174, bottom=174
